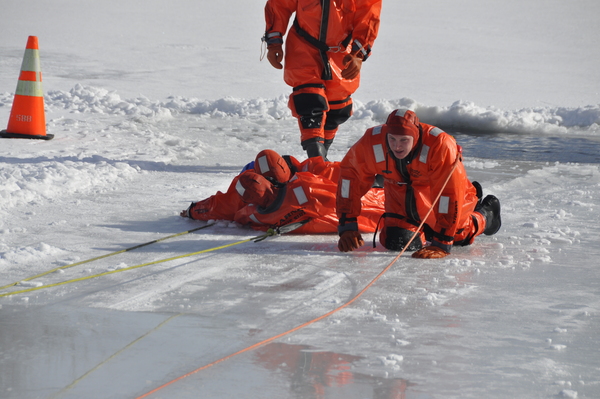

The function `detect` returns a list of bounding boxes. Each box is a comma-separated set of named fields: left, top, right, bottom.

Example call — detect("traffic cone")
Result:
left=0, top=36, right=53, bottom=140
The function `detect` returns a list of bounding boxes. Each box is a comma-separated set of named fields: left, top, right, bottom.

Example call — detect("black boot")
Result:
left=475, top=195, right=502, bottom=235
left=303, top=140, right=329, bottom=161
left=472, top=181, right=483, bottom=202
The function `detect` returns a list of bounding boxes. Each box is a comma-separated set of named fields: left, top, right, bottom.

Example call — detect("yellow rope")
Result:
left=0, top=223, right=215, bottom=291
left=51, top=313, right=182, bottom=398
left=0, top=232, right=271, bottom=298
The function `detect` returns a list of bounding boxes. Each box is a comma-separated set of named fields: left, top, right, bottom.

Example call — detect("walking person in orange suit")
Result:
left=263, top=0, right=382, bottom=160
left=336, top=109, right=502, bottom=258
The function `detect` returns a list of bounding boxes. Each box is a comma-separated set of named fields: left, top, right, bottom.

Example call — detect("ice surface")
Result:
left=1, top=0, right=599, bottom=398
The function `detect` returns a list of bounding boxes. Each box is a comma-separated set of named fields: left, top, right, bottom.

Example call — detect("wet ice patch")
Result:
left=549, top=344, right=567, bottom=351
left=377, top=354, right=403, bottom=369
left=106, top=263, right=129, bottom=271
left=18, top=280, right=44, bottom=287
left=463, top=159, right=501, bottom=169
left=559, top=389, right=578, bottom=398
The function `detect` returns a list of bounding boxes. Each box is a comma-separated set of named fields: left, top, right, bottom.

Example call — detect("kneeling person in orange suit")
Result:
left=336, top=109, right=501, bottom=258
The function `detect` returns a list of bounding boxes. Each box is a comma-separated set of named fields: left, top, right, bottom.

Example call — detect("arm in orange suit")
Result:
left=182, top=173, right=248, bottom=221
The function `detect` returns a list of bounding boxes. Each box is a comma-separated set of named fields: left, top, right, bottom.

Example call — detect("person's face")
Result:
left=387, top=134, right=414, bottom=159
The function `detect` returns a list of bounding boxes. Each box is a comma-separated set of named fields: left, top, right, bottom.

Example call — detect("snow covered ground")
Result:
left=1, top=1, right=600, bottom=398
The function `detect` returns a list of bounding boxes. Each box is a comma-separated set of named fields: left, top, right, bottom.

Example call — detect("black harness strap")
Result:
left=293, top=19, right=329, bottom=52
left=328, top=96, right=351, bottom=105
left=293, top=1, right=352, bottom=81
left=282, top=155, right=298, bottom=175
left=382, top=212, right=420, bottom=227
left=394, top=157, right=421, bottom=223
left=318, top=0, right=332, bottom=80
left=293, top=18, right=331, bottom=80
left=318, top=0, right=330, bottom=44
left=292, top=83, right=326, bottom=92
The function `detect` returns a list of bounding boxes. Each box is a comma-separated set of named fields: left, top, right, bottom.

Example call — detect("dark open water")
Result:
left=451, top=131, right=600, bottom=164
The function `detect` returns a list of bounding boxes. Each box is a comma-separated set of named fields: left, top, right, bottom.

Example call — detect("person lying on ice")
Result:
left=180, top=150, right=384, bottom=234
left=180, top=149, right=340, bottom=222
left=336, top=109, right=502, bottom=258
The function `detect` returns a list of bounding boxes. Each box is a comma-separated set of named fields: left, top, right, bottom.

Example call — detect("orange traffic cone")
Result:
left=0, top=36, right=53, bottom=140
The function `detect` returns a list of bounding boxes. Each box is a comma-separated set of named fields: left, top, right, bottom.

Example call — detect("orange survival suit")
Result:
left=336, top=110, right=487, bottom=253
left=263, top=0, right=382, bottom=157
left=182, top=150, right=384, bottom=234
left=183, top=151, right=341, bottom=222
left=234, top=171, right=384, bottom=234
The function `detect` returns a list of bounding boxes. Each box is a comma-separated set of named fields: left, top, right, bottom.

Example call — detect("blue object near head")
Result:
left=240, top=160, right=255, bottom=174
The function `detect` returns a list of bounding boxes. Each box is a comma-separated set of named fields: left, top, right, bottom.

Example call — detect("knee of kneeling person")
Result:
left=380, top=226, right=424, bottom=251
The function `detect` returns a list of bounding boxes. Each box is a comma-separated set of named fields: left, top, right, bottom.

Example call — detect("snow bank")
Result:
left=3, top=85, right=598, bottom=136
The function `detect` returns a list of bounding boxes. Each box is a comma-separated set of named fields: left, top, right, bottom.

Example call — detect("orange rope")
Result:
left=135, top=154, right=461, bottom=399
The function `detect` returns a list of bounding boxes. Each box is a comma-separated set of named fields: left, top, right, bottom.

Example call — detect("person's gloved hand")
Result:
left=341, top=53, right=362, bottom=79
left=267, top=44, right=283, bottom=69
left=412, top=245, right=450, bottom=259
left=180, top=202, right=195, bottom=218
left=338, top=230, right=364, bottom=252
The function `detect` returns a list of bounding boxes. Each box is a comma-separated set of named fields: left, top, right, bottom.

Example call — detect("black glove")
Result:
left=180, top=202, right=196, bottom=219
